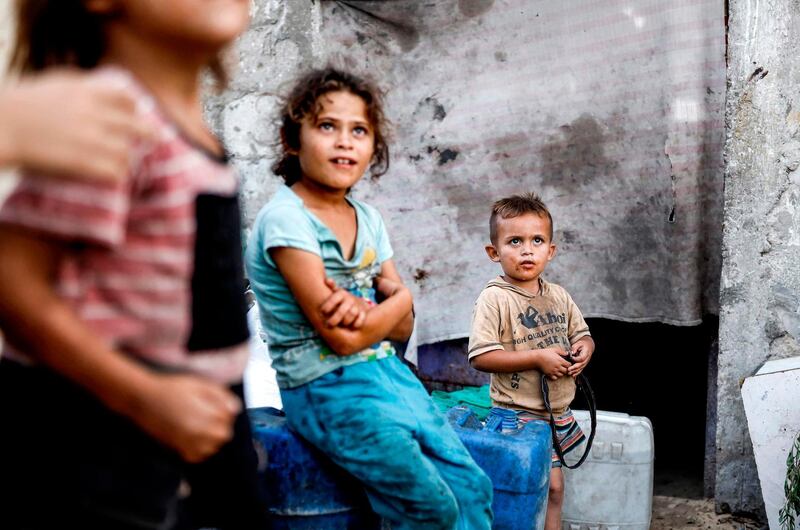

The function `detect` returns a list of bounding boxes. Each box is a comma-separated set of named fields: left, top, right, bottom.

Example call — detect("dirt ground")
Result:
left=651, top=496, right=763, bottom=530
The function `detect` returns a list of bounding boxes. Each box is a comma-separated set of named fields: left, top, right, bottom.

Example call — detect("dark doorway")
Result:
left=572, top=317, right=717, bottom=499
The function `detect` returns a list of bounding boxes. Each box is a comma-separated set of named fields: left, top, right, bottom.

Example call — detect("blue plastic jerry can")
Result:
left=249, top=407, right=381, bottom=530
left=447, top=406, right=552, bottom=530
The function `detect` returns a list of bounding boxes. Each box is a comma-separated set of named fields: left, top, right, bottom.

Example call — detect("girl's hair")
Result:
left=10, top=0, right=227, bottom=83
left=274, top=68, right=390, bottom=186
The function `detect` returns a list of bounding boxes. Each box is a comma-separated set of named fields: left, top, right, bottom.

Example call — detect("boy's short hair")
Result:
left=489, top=192, right=553, bottom=243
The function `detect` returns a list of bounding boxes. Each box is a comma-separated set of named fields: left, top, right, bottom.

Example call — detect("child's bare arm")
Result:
left=567, top=335, right=595, bottom=377
left=375, top=260, right=414, bottom=341
left=319, top=278, right=369, bottom=329
left=271, top=247, right=412, bottom=356
left=318, top=261, right=413, bottom=340
left=0, top=227, right=239, bottom=463
left=0, top=70, right=151, bottom=180
left=470, top=346, right=572, bottom=380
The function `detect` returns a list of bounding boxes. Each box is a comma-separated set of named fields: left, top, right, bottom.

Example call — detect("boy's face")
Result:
left=486, top=213, right=556, bottom=289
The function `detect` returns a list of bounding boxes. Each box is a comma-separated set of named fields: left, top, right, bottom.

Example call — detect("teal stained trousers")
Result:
left=280, top=355, right=493, bottom=530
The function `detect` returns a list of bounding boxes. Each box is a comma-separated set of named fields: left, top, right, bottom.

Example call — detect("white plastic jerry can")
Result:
left=561, top=410, right=654, bottom=530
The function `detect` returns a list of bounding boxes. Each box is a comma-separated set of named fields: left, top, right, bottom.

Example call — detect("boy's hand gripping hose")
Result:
left=540, top=354, right=597, bottom=469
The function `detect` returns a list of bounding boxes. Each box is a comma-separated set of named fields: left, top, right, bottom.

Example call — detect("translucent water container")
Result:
left=562, top=410, right=654, bottom=530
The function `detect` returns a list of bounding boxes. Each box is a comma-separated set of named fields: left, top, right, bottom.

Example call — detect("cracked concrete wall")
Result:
left=204, top=1, right=323, bottom=229
left=1, top=0, right=13, bottom=75
left=717, top=0, right=800, bottom=517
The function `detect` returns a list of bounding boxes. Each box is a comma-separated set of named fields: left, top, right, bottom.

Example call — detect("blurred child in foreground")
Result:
left=0, top=1, right=268, bottom=528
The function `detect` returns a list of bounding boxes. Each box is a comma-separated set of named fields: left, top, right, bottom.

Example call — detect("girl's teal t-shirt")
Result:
left=245, top=185, right=396, bottom=389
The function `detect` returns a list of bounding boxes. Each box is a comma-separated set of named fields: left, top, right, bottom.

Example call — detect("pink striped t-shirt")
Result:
left=0, top=70, right=250, bottom=384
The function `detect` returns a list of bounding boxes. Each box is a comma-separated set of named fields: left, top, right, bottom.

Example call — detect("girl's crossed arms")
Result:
left=276, top=250, right=413, bottom=355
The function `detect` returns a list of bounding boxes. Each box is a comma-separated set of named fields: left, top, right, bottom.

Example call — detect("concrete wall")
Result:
left=1, top=0, right=13, bottom=74
left=718, top=0, right=800, bottom=516
left=205, top=1, right=323, bottom=230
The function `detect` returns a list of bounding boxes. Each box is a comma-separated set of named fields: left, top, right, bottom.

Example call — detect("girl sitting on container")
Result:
left=245, top=67, right=494, bottom=530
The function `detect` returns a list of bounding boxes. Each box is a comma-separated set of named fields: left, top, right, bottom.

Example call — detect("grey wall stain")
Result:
left=458, top=0, right=495, bottom=18
left=438, top=148, right=460, bottom=165
left=438, top=179, right=497, bottom=241
left=602, top=199, right=674, bottom=308
left=557, top=229, right=577, bottom=245
left=425, top=145, right=461, bottom=167
left=388, top=24, right=420, bottom=52
left=537, top=113, right=620, bottom=189
left=488, top=131, right=532, bottom=178
left=413, top=96, right=447, bottom=122
left=414, top=268, right=430, bottom=286
left=329, top=1, right=420, bottom=52
left=335, top=1, right=421, bottom=52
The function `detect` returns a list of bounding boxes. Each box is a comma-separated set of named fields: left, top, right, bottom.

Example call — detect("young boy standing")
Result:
left=469, top=193, right=595, bottom=530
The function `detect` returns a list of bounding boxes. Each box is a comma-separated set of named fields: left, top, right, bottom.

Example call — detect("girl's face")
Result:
left=94, top=0, right=250, bottom=53
left=294, top=91, right=376, bottom=193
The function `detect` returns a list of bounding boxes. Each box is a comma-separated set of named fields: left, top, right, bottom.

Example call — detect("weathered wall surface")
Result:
left=205, top=1, right=323, bottom=231
left=1, top=0, right=13, bottom=75
left=718, top=0, right=800, bottom=516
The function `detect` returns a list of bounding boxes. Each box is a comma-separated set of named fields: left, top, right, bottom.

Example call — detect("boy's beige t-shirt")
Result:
left=469, top=276, right=591, bottom=416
